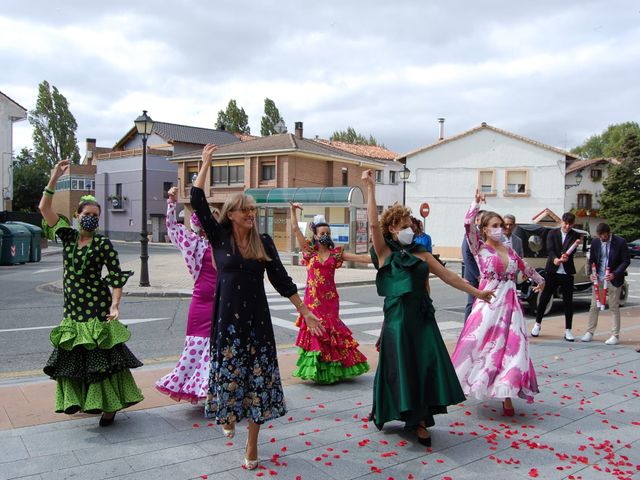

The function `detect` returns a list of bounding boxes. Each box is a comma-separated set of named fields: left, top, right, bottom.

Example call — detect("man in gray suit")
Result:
left=503, top=214, right=524, bottom=258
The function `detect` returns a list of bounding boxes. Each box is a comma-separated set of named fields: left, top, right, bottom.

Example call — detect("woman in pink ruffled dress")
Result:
left=451, top=191, right=545, bottom=416
left=155, top=187, right=218, bottom=403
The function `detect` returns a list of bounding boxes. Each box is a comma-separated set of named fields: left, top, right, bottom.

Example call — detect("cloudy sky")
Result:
left=2, top=0, right=639, bottom=156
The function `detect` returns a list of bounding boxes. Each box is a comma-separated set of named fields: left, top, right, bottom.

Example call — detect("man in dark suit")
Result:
left=503, top=214, right=524, bottom=258
left=531, top=212, right=581, bottom=341
left=581, top=223, right=630, bottom=345
left=462, top=209, right=485, bottom=321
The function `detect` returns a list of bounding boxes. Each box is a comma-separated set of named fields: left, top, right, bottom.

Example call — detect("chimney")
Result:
left=85, top=138, right=97, bottom=165
left=294, top=121, right=303, bottom=140
left=437, top=118, right=445, bottom=141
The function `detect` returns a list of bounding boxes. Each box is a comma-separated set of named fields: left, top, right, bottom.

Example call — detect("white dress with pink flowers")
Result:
left=451, top=202, right=543, bottom=403
left=155, top=201, right=217, bottom=404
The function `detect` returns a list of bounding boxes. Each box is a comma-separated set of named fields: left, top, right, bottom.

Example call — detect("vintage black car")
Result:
left=514, top=224, right=628, bottom=315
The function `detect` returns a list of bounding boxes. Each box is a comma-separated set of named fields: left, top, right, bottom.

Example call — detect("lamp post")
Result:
left=399, top=165, right=411, bottom=206
left=134, top=110, right=154, bottom=287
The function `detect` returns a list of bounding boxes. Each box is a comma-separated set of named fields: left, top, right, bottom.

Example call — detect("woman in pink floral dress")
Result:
left=155, top=187, right=218, bottom=403
left=290, top=203, right=371, bottom=384
left=451, top=191, right=545, bottom=415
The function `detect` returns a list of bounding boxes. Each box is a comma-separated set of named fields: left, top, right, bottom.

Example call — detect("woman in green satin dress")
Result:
left=362, top=170, right=494, bottom=446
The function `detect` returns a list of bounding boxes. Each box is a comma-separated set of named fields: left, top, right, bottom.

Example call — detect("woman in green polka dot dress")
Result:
left=39, top=160, right=144, bottom=426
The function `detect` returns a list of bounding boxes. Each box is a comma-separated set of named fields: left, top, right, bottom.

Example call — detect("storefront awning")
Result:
left=244, top=187, right=364, bottom=207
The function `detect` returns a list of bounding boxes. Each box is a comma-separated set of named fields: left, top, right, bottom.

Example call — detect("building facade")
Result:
left=398, top=123, right=578, bottom=258
left=0, top=92, right=27, bottom=211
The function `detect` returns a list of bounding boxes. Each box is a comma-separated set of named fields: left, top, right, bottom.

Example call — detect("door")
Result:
left=272, top=209, right=288, bottom=251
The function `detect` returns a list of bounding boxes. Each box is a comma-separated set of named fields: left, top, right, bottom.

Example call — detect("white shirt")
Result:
left=557, top=231, right=568, bottom=275
left=598, top=240, right=609, bottom=280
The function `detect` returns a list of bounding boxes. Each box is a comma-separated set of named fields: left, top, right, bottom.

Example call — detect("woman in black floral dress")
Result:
left=191, top=144, right=324, bottom=470
left=39, top=160, right=143, bottom=427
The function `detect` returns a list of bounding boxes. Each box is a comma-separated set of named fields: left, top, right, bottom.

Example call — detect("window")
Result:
left=375, top=170, right=383, bottom=184
left=389, top=171, right=397, bottom=184
left=505, top=170, right=528, bottom=195
left=187, top=168, right=198, bottom=185
left=261, top=164, right=275, bottom=181
left=212, top=164, right=244, bottom=185
left=591, top=169, right=602, bottom=180
left=116, top=183, right=122, bottom=198
left=163, top=182, right=173, bottom=198
left=477, top=170, right=496, bottom=195
left=577, top=193, right=592, bottom=209
left=342, top=168, right=348, bottom=186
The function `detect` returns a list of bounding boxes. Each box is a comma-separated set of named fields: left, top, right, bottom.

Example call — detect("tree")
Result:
left=29, top=80, right=81, bottom=168
left=12, top=148, right=49, bottom=212
left=260, top=98, right=285, bottom=136
left=330, top=127, right=381, bottom=146
left=215, top=99, right=250, bottom=134
left=598, top=132, right=640, bottom=241
left=571, top=122, right=640, bottom=159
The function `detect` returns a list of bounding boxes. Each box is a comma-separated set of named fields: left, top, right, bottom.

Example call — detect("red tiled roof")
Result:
left=396, top=123, right=578, bottom=161
left=314, top=139, right=397, bottom=161
left=566, top=157, right=620, bottom=174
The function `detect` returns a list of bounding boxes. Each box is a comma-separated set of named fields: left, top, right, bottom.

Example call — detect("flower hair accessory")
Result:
left=313, top=215, right=328, bottom=226
left=79, top=194, right=97, bottom=203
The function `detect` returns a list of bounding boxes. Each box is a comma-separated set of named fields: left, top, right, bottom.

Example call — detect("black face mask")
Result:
left=79, top=215, right=99, bottom=232
left=318, top=233, right=334, bottom=248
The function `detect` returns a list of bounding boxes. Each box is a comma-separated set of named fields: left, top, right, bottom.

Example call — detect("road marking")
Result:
left=0, top=318, right=171, bottom=333
left=270, top=316, right=299, bottom=331
left=289, top=306, right=381, bottom=316
left=32, top=267, right=62, bottom=274
left=342, top=316, right=385, bottom=326
left=363, top=328, right=381, bottom=337
left=270, top=301, right=357, bottom=311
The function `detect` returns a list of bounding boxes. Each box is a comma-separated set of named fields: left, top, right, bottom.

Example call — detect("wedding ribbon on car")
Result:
left=591, top=263, right=609, bottom=311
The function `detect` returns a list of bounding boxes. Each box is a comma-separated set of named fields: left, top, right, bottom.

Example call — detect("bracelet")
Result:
left=295, top=300, right=305, bottom=310
left=44, top=187, right=55, bottom=195
left=43, top=189, right=54, bottom=197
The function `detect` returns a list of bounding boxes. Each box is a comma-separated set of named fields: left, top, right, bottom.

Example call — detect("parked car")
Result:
left=628, top=239, right=640, bottom=258
left=513, top=224, right=628, bottom=315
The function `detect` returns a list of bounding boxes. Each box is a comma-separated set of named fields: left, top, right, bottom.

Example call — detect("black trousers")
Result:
left=535, top=273, right=574, bottom=329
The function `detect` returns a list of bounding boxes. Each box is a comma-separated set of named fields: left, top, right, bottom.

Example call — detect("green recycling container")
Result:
left=0, top=223, right=31, bottom=265
left=0, top=229, right=3, bottom=256
left=7, top=221, right=43, bottom=262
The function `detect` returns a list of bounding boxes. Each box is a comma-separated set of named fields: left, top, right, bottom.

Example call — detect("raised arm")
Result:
left=38, top=159, right=70, bottom=227
left=464, top=190, right=485, bottom=257
left=342, top=252, right=371, bottom=263
left=166, top=186, right=197, bottom=249
left=289, top=202, right=307, bottom=248
left=362, top=169, right=389, bottom=264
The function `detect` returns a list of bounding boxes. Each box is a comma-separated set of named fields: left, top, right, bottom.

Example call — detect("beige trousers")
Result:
left=587, top=281, right=622, bottom=336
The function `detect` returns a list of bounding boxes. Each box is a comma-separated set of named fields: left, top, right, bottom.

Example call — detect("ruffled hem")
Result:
left=54, top=369, right=144, bottom=414
left=292, top=349, right=370, bottom=384
left=42, top=215, right=71, bottom=242
left=50, top=317, right=131, bottom=351
left=296, top=323, right=368, bottom=367
left=155, top=335, right=210, bottom=403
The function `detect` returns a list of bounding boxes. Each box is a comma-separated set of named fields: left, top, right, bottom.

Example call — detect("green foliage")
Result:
left=260, top=98, right=284, bottom=136
left=330, top=126, right=381, bottom=146
left=12, top=148, right=48, bottom=212
left=29, top=80, right=81, bottom=168
left=571, top=122, right=640, bottom=158
left=215, top=99, right=250, bottom=134
left=599, top=132, right=640, bottom=241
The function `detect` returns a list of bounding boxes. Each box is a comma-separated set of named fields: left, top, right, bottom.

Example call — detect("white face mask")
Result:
left=487, top=227, right=503, bottom=242
left=396, top=227, right=415, bottom=246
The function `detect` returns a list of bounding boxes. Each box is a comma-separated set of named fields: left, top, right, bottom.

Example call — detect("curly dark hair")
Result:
left=380, top=203, right=411, bottom=237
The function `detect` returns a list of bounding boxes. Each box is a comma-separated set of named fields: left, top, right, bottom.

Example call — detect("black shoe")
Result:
left=417, top=424, right=432, bottom=447
left=99, top=412, right=116, bottom=427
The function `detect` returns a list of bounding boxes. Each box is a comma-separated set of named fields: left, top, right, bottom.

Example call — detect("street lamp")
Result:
left=399, top=165, right=411, bottom=205
left=134, top=110, right=154, bottom=287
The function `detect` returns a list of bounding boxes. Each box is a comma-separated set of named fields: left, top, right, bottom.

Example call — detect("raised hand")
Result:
left=290, top=202, right=303, bottom=212
left=477, top=289, right=495, bottom=303
left=361, top=169, right=375, bottom=188
left=201, top=143, right=217, bottom=164
left=52, top=159, right=70, bottom=179
left=168, top=186, right=178, bottom=203
left=474, top=189, right=486, bottom=204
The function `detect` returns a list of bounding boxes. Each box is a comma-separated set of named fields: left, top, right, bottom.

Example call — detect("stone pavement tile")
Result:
left=299, top=439, right=388, bottom=480
left=558, top=415, right=638, bottom=453
left=152, top=403, right=212, bottom=432
left=0, top=435, right=29, bottom=463
left=19, top=425, right=109, bottom=457
left=0, top=406, right=11, bottom=430
left=415, top=457, right=533, bottom=480
left=39, top=458, right=135, bottom=480
left=124, top=444, right=210, bottom=472
left=111, top=451, right=241, bottom=480
left=0, top=452, right=79, bottom=480
left=603, top=397, right=640, bottom=427
left=96, top=409, right=181, bottom=444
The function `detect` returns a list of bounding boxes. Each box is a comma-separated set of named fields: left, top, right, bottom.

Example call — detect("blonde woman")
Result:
left=362, top=170, right=494, bottom=446
left=190, top=144, right=324, bottom=470
left=290, top=203, right=370, bottom=384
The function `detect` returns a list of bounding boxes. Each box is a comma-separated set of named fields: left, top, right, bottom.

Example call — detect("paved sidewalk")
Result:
left=1, top=310, right=639, bottom=479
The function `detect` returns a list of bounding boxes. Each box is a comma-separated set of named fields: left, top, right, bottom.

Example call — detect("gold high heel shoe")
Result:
left=244, top=441, right=258, bottom=470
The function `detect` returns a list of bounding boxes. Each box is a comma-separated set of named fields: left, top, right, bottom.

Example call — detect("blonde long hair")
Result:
left=220, top=193, right=271, bottom=261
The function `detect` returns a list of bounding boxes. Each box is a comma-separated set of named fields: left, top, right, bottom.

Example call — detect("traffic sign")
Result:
left=420, top=202, right=430, bottom=218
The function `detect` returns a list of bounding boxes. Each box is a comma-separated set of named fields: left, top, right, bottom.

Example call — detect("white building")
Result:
left=397, top=123, right=578, bottom=259
left=564, top=157, right=619, bottom=234
left=0, top=92, right=27, bottom=211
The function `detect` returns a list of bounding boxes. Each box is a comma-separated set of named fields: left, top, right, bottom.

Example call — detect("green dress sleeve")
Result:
left=42, top=214, right=73, bottom=243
